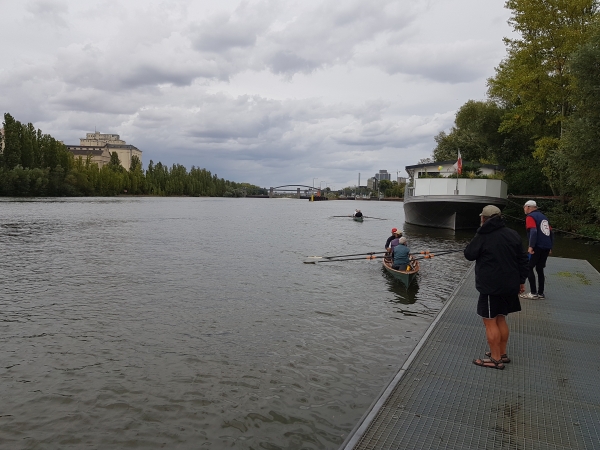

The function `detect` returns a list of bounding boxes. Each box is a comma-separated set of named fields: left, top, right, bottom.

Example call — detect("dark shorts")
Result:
left=477, top=293, right=521, bottom=319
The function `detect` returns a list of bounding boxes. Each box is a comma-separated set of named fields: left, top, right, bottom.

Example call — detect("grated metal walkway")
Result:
left=342, top=257, right=600, bottom=450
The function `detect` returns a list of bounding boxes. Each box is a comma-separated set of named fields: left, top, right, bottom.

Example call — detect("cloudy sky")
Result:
left=0, top=0, right=513, bottom=189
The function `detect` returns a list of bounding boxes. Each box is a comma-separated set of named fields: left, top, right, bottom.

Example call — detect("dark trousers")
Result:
left=527, top=248, right=550, bottom=294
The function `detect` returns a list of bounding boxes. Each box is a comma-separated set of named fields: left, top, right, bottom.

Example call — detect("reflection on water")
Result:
left=381, top=267, right=420, bottom=305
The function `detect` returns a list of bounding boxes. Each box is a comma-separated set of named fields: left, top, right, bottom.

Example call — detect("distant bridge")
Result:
left=269, top=184, right=323, bottom=198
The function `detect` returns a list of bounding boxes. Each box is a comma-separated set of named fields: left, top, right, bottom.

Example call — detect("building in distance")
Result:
left=374, top=170, right=391, bottom=181
left=66, top=132, right=142, bottom=171
left=367, top=169, right=394, bottom=189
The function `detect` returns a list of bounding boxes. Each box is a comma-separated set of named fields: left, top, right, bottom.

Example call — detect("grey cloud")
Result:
left=26, top=0, right=69, bottom=28
left=192, top=14, right=260, bottom=52
left=187, top=0, right=418, bottom=78
left=53, top=43, right=224, bottom=92
left=366, top=40, right=498, bottom=84
left=185, top=110, right=290, bottom=143
left=384, top=59, right=485, bottom=84
left=267, top=51, right=317, bottom=75
left=190, top=1, right=276, bottom=53
left=125, top=93, right=426, bottom=171
left=50, top=89, right=140, bottom=115
left=262, top=1, right=418, bottom=76
left=120, top=65, right=202, bottom=89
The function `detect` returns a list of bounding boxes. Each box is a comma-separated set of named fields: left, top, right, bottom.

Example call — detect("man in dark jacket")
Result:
left=464, top=205, right=529, bottom=370
left=385, top=228, right=402, bottom=252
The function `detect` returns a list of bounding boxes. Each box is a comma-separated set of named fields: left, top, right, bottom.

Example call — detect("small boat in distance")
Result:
left=353, top=216, right=364, bottom=222
left=383, top=258, right=420, bottom=287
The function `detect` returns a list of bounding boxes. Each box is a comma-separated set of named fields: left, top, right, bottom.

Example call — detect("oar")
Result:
left=363, top=216, right=387, bottom=220
left=306, top=251, right=387, bottom=260
left=332, top=215, right=353, bottom=218
left=413, top=248, right=462, bottom=254
left=412, top=249, right=464, bottom=260
left=304, top=255, right=384, bottom=264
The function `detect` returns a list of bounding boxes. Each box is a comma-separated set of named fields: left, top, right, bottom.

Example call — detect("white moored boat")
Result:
left=403, top=161, right=508, bottom=230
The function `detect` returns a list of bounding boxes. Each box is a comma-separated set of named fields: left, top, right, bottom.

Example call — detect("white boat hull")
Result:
left=403, top=195, right=508, bottom=230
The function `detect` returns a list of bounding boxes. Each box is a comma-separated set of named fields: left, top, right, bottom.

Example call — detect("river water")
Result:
left=0, top=197, right=597, bottom=449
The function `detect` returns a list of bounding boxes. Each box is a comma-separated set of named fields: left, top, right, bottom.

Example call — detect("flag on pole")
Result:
left=453, top=150, right=463, bottom=175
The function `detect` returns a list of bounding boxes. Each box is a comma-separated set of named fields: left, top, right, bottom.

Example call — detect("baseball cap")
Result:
left=391, top=228, right=397, bottom=233
left=479, top=205, right=501, bottom=217
left=524, top=200, right=537, bottom=207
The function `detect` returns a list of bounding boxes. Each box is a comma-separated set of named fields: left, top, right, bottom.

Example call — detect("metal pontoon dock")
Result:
left=341, top=257, right=600, bottom=450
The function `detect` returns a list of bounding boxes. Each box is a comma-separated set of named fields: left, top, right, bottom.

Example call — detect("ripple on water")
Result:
left=0, top=198, right=480, bottom=449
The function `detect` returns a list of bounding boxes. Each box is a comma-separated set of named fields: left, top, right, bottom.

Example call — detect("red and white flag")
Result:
left=453, top=150, right=463, bottom=175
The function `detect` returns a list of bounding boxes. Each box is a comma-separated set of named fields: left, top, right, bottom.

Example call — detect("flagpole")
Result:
left=455, top=171, right=459, bottom=195
left=455, top=149, right=460, bottom=195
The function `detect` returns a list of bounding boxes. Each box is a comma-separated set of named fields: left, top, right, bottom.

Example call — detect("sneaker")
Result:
left=537, top=293, right=545, bottom=299
left=519, top=292, right=539, bottom=299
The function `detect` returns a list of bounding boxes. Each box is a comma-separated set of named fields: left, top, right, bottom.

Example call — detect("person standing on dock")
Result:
left=464, top=205, right=529, bottom=370
left=520, top=200, right=554, bottom=300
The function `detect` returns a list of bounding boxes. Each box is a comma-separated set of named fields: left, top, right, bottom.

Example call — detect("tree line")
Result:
left=432, top=0, right=600, bottom=235
left=0, top=113, right=266, bottom=197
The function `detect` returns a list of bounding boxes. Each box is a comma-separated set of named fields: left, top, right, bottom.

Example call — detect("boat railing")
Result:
left=405, top=187, right=414, bottom=198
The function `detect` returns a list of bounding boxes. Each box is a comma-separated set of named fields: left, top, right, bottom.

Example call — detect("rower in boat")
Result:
left=385, top=228, right=403, bottom=254
left=391, top=237, right=411, bottom=271
left=353, top=209, right=364, bottom=222
left=388, top=230, right=404, bottom=254
left=383, top=236, right=419, bottom=286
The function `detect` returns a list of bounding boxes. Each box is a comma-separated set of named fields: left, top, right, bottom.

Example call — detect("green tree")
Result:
left=2, top=113, right=22, bottom=170
left=108, top=151, right=123, bottom=172
left=130, top=155, right=141, bottom=172
left=561, top=25, right=600, bottom=216
left=378, top=179, right=392, bottom=196
left=487, top=0, right=599, bottom=194
left=19, top=123, right=35, bottom=169
left=433, top=101, right=505, bottom=164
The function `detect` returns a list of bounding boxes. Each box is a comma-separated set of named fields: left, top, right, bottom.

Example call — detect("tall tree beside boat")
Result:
left=560, top=26, right=600, bottom=217
left=432, top=0, right=600, bottom=233
left=433, top=101, right=551, bottom=195
left=487, top=0, right=598, bottom=197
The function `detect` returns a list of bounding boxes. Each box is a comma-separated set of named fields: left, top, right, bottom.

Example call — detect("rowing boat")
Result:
left=382, top=257, right=419, bottom=287
left=353, top=216, right=364, bottom=222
